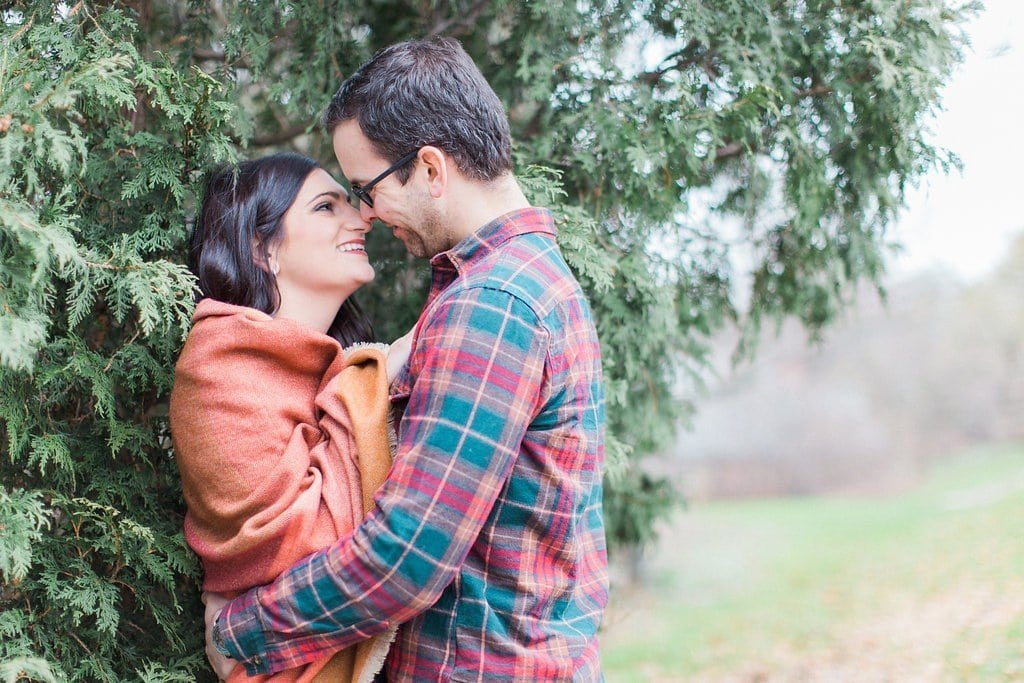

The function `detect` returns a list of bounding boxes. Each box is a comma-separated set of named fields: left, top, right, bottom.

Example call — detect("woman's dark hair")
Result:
left=189, top=152, right=374, bottom=346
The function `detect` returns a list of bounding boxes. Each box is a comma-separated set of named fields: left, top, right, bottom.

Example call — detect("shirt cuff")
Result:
left=218, top=589, right=272, bottom=676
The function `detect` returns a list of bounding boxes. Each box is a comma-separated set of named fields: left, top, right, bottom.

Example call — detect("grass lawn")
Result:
left=600, top=442, right=1024, bottom=681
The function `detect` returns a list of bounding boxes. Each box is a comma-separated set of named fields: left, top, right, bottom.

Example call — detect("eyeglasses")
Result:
left=349, top=148, right=420, bottom=208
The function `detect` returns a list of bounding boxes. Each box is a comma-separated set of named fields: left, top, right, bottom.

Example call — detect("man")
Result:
left=207, top=37, right=608, bottom=681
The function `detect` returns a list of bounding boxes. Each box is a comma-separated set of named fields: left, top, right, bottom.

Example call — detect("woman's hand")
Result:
left=202, top=591, right=236, bottom=681
left=387, top=328, right=414, bottom=382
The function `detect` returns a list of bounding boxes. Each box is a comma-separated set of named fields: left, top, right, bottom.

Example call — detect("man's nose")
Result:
left=359, top=201, right=377, bottom=223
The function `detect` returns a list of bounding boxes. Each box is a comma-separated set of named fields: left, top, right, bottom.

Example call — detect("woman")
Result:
left=170, top=153, right=407, bottom=682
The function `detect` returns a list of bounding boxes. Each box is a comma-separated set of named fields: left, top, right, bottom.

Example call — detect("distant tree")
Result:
left=1, top=1, right=976, bottom=678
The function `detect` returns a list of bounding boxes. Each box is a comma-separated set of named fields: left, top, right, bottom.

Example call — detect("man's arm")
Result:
left=210, top=287, right=547, bottom=676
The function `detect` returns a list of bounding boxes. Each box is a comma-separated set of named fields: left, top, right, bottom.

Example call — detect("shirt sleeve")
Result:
left=216, top=285, right=549, bottom=676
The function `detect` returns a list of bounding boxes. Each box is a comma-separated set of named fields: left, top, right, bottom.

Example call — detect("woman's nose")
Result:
left=351, top=212, right=373, bottom=233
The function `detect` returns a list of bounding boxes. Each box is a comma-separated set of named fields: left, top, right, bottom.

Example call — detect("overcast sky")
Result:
left=889, top=0, right=1024, bottom=282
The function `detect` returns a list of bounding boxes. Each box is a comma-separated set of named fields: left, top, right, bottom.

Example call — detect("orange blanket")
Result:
left=170, top=299, right=394, bottom=682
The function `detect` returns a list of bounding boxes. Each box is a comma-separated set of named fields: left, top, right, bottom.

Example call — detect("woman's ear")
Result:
left=417, top=146, right=448, bottom=199
left=252, top=238, right=277, bottom=275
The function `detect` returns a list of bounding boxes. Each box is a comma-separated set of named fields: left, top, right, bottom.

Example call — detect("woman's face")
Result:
left=271, top=168, right=375, bottom=303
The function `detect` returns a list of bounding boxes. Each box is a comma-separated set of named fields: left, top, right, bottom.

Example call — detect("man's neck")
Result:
left=447, top=173, right=531, bottom=242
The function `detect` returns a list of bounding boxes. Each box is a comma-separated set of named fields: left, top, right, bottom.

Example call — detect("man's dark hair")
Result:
left=323, top=38, right=512, bottom=182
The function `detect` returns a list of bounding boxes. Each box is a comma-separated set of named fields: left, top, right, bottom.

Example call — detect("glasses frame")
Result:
left=349, top=148, right=421, bottom=208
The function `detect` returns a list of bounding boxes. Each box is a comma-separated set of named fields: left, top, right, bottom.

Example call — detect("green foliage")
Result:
left=1, top=0, right=974, bottom=677
left=1, top=3, right=233, bottom=679
left=0, top=488, right=47, bottom=582
left=0, top=658, right=58, bottom=683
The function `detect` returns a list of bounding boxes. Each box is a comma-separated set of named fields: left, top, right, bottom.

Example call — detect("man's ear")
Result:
left=417, top=146, right=448, bottom=198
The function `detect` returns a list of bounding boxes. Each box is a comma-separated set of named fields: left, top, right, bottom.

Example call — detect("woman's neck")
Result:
left=272, top=289, right=345, bottom=335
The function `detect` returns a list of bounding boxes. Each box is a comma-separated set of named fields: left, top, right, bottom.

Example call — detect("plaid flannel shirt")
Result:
left=216, top=207, right=608, bottom=681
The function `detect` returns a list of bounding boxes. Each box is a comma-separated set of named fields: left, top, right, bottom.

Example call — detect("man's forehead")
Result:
left=332, top=121, right=380, bottom=180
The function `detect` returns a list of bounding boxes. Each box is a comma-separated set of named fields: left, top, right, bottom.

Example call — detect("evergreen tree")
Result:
left=0, top=4, right=233, bottom=680
left=1, top=0, right=975, bottom=678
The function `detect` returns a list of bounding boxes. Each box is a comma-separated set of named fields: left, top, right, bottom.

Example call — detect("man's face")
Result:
left=332, top=120, right=443, bottom=259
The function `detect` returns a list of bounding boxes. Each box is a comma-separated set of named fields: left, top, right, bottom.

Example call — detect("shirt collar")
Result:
left=430, top=207, right=555, bottom=273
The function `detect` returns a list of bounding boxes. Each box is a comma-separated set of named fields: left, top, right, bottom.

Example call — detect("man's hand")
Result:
left=202, top=591, right=236, bottom=680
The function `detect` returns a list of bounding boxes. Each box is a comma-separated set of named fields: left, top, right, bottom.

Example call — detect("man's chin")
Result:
left=392, top=231, right=424, bottom=258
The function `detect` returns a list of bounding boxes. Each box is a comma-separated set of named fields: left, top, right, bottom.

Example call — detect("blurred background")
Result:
left=601, top=1, right=1024, bottom=679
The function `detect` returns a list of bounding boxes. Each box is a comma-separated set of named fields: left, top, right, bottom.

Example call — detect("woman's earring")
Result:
left=271, top=260, right=280, bottom=276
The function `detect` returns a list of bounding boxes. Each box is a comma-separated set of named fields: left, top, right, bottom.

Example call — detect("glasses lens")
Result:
left=352, top=187, right=372, bottom=208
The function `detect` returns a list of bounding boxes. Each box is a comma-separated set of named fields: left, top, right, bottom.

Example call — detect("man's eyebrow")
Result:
left=305, top=190, right=342, bottom=206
